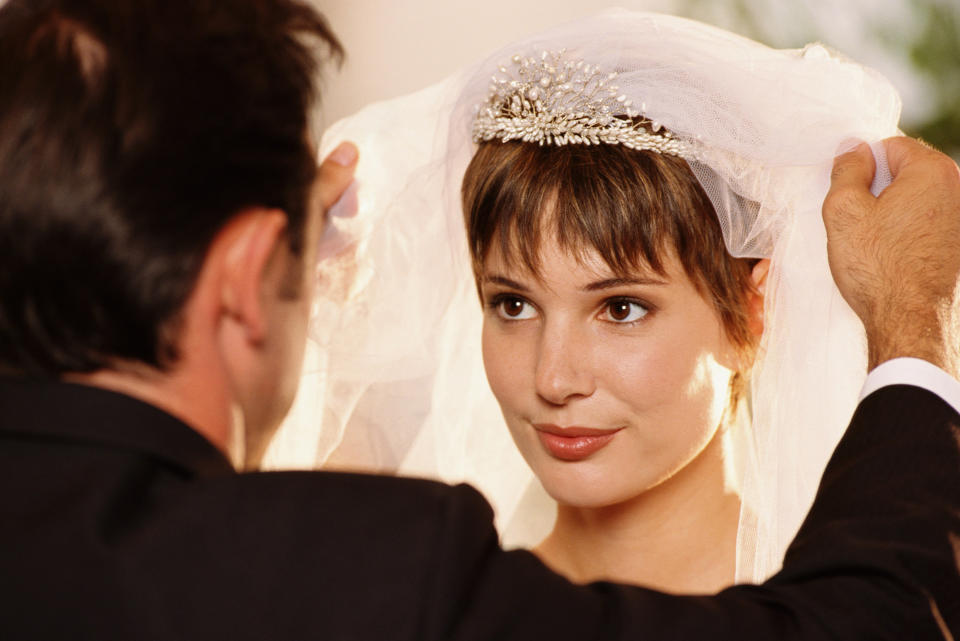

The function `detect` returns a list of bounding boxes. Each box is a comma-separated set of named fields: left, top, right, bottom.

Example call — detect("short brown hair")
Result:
left=461, top=141, right=759, bottom=404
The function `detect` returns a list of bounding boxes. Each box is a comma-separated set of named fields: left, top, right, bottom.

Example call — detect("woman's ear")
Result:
left=747, top=258, right=770, bottom=337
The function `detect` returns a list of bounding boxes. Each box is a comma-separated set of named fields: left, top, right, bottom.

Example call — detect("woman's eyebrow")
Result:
left=481, top=274, right=530, bottom=292
left=583, top=276, right=669, bottom=291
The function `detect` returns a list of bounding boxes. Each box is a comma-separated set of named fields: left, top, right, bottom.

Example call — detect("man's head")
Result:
left=0, top=0, right=351, bottom=466
left=0, top=0, right=341, bottom=372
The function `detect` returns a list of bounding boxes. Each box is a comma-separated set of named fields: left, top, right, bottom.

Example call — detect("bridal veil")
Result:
left=267, top=10, right=901, bottom=582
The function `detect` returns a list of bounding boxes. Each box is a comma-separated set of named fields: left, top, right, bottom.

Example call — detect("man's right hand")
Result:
left=823, top=137, right=960, bottom=374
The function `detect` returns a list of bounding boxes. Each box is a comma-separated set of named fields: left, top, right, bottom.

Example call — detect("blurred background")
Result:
left=315, top=0, right=959, bottom=158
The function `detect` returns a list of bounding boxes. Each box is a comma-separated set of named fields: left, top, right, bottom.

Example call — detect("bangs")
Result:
left=462, top=141, right=713, bottom=282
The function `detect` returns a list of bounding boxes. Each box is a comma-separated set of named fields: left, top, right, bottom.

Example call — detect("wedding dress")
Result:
left=265, top=9, right=901, bottom=583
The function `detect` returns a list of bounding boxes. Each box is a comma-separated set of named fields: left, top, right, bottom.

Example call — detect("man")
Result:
left=0, top=0, right=956, bottom=639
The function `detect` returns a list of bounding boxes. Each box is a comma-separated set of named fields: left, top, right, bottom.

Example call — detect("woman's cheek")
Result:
left=481, top=322, right=527, bottom=411
left=595, top=331, right=678, bottom=411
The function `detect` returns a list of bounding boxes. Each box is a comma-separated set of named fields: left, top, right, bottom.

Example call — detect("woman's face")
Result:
left=480, top=236, right=739, bottom=508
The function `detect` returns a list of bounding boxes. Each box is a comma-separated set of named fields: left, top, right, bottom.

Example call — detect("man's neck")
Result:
left=66, top=365, right=238, bottom=467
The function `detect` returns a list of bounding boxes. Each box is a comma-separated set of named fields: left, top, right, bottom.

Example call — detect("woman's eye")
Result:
left=495, top=297, right=537, bottom=320
left=602, top=299, right=648, bottom=323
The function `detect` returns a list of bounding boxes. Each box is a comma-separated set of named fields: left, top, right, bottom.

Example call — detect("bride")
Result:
left=462, top=121, right=767, bottom=592
left=267, top=10, right=901, bottom=589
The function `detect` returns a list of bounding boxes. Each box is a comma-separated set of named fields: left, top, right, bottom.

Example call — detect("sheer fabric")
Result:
left=266, top=10, right=901, bottom=581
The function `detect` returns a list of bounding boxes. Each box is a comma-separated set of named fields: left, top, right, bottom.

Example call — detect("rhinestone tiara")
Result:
left=472, top=50, right=694, bottom=158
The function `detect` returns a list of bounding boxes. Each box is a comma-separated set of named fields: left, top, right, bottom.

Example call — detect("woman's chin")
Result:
left=536, top=467, right=651, bottom=509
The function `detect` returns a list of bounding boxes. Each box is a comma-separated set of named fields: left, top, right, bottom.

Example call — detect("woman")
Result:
left=265, top=10, right=900, bottom=587
left=461, top=132, right=766, bottom=592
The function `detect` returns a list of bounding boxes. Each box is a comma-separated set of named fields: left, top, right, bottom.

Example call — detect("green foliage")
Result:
left=678, top=0, right=960, bottom=159
left=897, top=1, right=960, bottom=157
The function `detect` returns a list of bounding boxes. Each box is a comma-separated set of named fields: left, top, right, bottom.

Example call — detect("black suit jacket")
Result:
left=0, top=377, right=957, bottom=640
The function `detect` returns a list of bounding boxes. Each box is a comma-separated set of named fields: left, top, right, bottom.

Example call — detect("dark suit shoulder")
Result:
left=137, top=471, right=502, bottom=640
left=209, top=468, right=494, bottom=518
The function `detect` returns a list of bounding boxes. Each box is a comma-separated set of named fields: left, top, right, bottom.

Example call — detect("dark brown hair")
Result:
left=461, top=141, right=760, bottom=404
left=0, top=0, right=342, bottom=375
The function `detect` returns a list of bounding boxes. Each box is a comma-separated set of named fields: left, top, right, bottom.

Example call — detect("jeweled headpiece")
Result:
left=472, top=50, right=693, bottom=157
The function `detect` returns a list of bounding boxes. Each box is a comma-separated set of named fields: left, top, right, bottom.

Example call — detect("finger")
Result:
left=317, top=141, right=358, bottom=213
left=882, top=136, right=930, bottom=180
left=882, top=136, right=960, bottom=208
left=829, top=142, right=875, bottom=193
left=823, top=142, right=875, bottom=228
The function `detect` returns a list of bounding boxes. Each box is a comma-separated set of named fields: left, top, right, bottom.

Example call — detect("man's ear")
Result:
left=218, top=209, right=289, bottom=344
left=747, top=258, right=770, bottom=337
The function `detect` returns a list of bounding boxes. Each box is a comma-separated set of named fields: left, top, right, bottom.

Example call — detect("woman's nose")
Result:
left=534, top=324, right=596, bottom=406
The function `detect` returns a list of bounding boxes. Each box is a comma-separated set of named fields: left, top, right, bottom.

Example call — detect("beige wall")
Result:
left=314, top=0, right=676, bottom=126
left=314, top=0, right=925, bottom=128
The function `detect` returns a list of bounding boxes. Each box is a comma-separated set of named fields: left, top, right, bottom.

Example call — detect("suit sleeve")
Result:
left=767, top=384, right=960, bottom=638
left=426, top=384, right=960, bottom=641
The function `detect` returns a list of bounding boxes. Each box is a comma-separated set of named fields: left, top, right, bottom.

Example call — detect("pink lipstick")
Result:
left=533, top=424, right=622, bottom=461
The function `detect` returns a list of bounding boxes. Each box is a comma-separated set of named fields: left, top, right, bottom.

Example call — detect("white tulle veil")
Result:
left=264, top=9, right=901, bottom=583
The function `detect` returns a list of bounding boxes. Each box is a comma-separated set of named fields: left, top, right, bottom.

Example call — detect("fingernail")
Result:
left=328, top=141, right=358, bottom=166
left=835, top=138, right=865, bottom=156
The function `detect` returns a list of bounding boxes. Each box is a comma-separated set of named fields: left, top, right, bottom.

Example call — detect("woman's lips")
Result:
left=533, top=424, right=623, bottom=461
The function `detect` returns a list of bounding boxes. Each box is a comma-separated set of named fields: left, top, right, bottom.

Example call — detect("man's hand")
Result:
left=317, top=141, right=358, bottom=215
left=823, top=137, right=960, bottom=372
left=314, top=140, right=359, bottom=262
left=312, top=141, right=361, bottom=301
